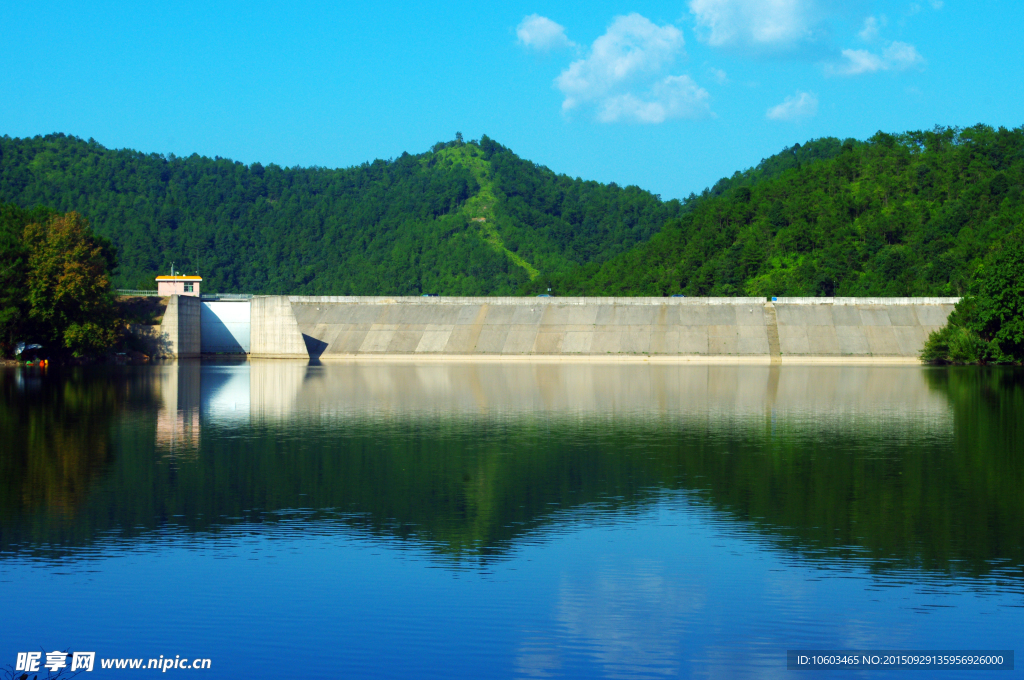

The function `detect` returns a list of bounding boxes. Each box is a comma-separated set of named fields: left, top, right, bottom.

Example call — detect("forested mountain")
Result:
left=526, top=125, right=1024, bottom=297
left=0, top=134, right=682, bottom=294
left=3, top=126, right=1020, bottom=298
left=684, top=136, right=848, bottom=206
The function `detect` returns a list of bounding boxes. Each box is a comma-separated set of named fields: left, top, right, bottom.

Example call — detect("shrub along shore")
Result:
left=921, top=227, right=1024, bottom=364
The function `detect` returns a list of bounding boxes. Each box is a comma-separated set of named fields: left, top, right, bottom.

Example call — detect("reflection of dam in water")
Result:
left=6, top=360, right=1017, bottom=578
left=149, top=360, right=958, bottom=467
left=140, top=360, right=1014, bottom=575
left=155, top=361, right=250, bottom=456
left=242, top=360, right=953, bottom=435
left=155, top=361, right=200, bottom=456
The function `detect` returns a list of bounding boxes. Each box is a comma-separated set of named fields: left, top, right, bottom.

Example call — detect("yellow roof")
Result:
left=155, top=275, right=203, bottom=280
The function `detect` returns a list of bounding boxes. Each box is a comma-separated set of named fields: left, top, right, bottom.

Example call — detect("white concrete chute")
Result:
left=200, top=300, right=251, bottom=353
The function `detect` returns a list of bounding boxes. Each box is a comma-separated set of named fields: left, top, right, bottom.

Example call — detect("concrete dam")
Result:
left=159, top=295, right=959, bottom=362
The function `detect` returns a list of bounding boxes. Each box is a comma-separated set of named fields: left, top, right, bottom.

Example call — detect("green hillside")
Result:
left=526, top=125, right=1024, bottom=297
left=3, top=126, right=1020, bottom=299
left=0, top=134, right=680, bottom=294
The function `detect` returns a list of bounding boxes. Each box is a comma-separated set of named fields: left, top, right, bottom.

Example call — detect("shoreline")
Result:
left=250, top=353, right=926, bottom=365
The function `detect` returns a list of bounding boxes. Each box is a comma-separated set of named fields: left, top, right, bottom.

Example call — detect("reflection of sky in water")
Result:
left=2, top=495, right=1019, bottom=680
left=200, top=362, right=250, bottom=424
left=156, top=363, right=250, bottom=457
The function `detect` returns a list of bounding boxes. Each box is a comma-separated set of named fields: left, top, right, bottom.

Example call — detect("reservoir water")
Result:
left=1, top=361, right=1021, bottom=678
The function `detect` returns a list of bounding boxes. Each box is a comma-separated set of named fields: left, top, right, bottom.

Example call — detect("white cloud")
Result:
left=517, top=14, right=575, bottom=51
left=831, top=48, right=885, bottom=74
left=884, top=41, right=925, bottom=68
left=908, top=1, right=942, bottom=15
left=555, top=14, right=688, bottom=116
left=688, top=0, right=825, bottom=51
left=531, top=565, right=705, bottom=679
left=598, top=75, right=713, bottom=123
left=858, top=16, right=883, bottom=41
left=706, top=66, right=730, bottom=83
left=827, top=41, right=924, bottom=75
left=766, top=91, right=818, bottom=120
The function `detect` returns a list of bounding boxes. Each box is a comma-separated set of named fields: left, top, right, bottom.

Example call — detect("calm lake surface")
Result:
left=1, top=361, right=1021, bottom=679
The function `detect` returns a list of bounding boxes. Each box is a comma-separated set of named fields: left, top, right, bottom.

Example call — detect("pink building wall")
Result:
left=156, top=277, right=202, bottom=297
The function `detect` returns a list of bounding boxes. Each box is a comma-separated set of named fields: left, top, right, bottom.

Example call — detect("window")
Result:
left=184, top=282, right=194, bottom=292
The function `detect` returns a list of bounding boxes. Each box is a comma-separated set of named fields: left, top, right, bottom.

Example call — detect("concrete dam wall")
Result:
left=159, top=295, right=202, bottom=358
left=240, top=295, right=959, bottom=362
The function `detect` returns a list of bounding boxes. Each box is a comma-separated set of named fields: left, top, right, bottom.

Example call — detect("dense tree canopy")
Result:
left=526, top=125, right=1024, bottom=298
left=0, top=203, right=55, bottom=354
left=0, top=205, right=29, bottom=353
left=0, top=134, right=682, bottom=295
left=24, top=211, right=121, bottom=356
left=923, top=226, right=1024, bottom=363
left=0, top=205, right=120, bottom=357
left=3, top=126, right=1022, bottom=304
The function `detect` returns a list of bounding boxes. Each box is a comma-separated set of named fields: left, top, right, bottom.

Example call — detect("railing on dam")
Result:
left=201, top=293, right=254, bottom=300
left=116, top=289, right=161, bottom=297
left=116, top=290, right=255, bottom=299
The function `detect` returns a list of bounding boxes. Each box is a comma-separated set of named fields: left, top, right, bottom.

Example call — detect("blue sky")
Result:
left=2, top=0, right=1021, bottom=200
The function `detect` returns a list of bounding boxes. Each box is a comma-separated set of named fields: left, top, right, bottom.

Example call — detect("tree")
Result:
left=23, top=212, right=121, bottom=357
left=972, top=227, right=1024, bottom=361
left=0, top=203, right=55, bottom=355
left=922, top=227, right=1024, bottom=364
left=0, top=208, right=28, bottom=355
left=919, top=300, right=986, bottom=364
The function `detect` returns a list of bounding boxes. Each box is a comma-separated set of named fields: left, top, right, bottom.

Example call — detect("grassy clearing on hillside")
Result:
left=432, top=145, right=540, bottom=280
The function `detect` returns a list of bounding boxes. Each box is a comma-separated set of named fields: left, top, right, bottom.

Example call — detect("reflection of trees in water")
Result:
left=2, top=366, right=1023, bottom=579
left=0, top=368, right=156, bottom=523
left=662, top=367, right=1024, bottom=576
left=924, top=367, right=1024, bottom=449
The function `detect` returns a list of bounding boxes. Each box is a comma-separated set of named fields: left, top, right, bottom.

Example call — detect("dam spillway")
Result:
left=238, top=295, right=959, bottom=362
